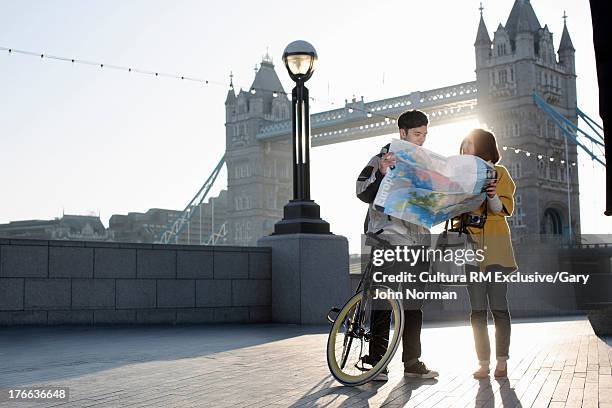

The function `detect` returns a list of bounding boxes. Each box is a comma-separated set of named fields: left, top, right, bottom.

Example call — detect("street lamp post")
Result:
left=273, top=40, right=330, bottom=235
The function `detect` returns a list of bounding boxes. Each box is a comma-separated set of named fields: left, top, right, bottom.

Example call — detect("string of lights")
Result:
left=501, top=144, right=578, bottom=167
left=1, top=45, right=605, bottom=169
left=0, top=45, right=401, bottom=122
left=0, top=46, right=233, bottom=88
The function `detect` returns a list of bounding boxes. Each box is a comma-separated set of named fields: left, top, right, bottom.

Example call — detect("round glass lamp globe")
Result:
left=283, top=40, right=317, bottom=80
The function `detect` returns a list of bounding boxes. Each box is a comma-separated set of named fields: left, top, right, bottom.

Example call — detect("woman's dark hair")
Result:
left=397, top=109, right=429, bottom=131
left=460, top=128, right=501, bottom=163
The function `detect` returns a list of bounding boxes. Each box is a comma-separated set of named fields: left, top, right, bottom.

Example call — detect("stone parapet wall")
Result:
left=0, top=239, right=271, bottom=325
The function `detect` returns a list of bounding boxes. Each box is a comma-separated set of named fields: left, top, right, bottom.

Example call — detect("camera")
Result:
left=464, top=214, right=487, bottom=228
left=480, top=168, right=498, bottom=192
left=486, top=168, right=497, bottom=180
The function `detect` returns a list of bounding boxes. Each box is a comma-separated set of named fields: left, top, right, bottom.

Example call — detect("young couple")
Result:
left=356, top=109, right=517, bottom=381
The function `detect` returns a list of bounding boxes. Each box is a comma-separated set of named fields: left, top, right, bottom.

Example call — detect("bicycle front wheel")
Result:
left=326, top=285, right=404, bottom=386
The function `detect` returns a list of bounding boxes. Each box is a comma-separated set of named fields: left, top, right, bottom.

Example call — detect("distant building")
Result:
left=108, top=208, right=178, bottom=243
left=0, top=214, right=112, bottom=241
left=108, top=191, right=228, bottom=244
left=0, top=191, right=228, bottom=245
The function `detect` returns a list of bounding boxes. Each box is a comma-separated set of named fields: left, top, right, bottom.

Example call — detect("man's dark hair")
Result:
left=397, top=109, right=429, bottom=131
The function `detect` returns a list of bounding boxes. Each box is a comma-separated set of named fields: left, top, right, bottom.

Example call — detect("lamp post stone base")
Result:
left=273, top=200, right=331, bottom=235
left=258, top=233, right=350, bottom=324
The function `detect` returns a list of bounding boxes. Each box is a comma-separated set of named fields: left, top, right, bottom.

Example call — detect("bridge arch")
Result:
left=542, top=206, right=564, bottom=235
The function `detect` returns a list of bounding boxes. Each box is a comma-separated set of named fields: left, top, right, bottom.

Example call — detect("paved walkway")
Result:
left=0, top=317, right=610, bottom=407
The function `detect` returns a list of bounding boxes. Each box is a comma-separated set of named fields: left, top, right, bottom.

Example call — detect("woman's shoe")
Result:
left=494, top=359, right=508, bottom=378
left=494, top=367, right=507, bottom=378
left=473, top=366, right=490, bottom=379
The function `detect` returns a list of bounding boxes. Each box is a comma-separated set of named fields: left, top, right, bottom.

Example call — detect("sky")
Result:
left=0, top=0, right=609, bottom=253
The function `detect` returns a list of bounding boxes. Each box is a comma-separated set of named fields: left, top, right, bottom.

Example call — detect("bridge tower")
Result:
left=474, top=0, right=580, bottom=239
left=224, top=54, right=293, bottom=246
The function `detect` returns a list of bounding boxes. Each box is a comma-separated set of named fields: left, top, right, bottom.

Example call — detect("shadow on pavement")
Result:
left=287, top=375, right=435, bottom=407
left=0, top=324, right=329, bottom=388
left=497, top=378, right=522, bottom=408
left=474, top=379, right=494, bottom=407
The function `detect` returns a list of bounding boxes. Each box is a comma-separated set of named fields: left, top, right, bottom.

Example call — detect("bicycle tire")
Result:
left=326, top=285, right=404, bottom=386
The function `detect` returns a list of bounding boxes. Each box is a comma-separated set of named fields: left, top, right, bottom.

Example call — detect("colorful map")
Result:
left=373, top=139, right=496, bottom=229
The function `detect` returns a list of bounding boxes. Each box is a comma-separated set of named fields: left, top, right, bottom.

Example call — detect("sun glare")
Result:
left=425, top=119, right=482, bottom=158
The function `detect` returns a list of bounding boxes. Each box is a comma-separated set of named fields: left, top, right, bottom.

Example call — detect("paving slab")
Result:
left=0, top=317, right=609, bottom=407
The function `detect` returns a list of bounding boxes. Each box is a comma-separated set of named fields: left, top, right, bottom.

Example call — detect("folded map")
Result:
left=373, top=139, right=496, bottom=229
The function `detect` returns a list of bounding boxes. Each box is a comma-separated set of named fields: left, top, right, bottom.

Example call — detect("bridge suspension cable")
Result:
left=533, top=92, right=607, bottom=240
left=206, top=222, right=227, bottom=245
left=576, top=107, right=604, bottom=143
left=156, top=155, right=225, bottom=244
left=533, top=93, right=606, bottom=167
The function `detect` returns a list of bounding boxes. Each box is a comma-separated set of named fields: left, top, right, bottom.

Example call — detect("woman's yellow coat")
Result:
left=465, top=164, right=518, bottom=272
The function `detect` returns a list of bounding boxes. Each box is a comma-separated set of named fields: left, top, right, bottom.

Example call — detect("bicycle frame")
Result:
left=346, top=238, right=400, bottom=347
left=327, top=233, right=408, bottom=385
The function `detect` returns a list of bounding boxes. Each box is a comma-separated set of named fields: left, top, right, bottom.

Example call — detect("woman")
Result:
left=457, top=128, right=517, bottom=379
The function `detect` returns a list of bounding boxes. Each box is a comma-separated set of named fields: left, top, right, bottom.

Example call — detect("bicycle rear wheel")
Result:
left=326, top=285, right=403, bottom=386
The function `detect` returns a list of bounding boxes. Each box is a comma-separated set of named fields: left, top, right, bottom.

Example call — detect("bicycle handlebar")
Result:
left=365, top=232, right=394, bottom=249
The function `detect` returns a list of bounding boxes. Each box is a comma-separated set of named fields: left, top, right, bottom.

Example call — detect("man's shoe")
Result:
left=373, top=368, right=389, bottom=381
left=404, top=361, right=439, bottom=378
left=359, top=355, right=388, bottom=381
left=358, top=355, right=379, bottom=371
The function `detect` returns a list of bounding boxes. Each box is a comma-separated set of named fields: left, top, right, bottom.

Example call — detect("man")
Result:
left=356, top=109, right=439, bottom=381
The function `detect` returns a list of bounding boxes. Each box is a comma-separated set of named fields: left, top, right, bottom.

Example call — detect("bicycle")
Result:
left=326, top=233, right=404, bottom=386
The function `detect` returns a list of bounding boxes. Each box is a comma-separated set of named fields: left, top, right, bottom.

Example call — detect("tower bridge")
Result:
left=257, top=81, right=478, bottom=146
left=168, top=0, right=584, bottom=247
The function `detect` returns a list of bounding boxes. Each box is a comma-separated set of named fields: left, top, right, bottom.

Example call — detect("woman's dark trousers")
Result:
left=466, top=264, right=511, bottom=364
